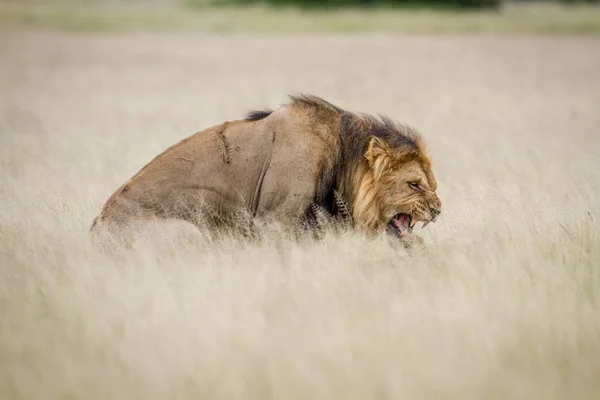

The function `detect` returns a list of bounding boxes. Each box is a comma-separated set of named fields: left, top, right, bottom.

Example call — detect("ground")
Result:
left=1, top=25, right=600, bottom=399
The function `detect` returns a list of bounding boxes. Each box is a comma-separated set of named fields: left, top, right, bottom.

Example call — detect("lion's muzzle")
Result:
left=429, top=206, right=441, bottom=222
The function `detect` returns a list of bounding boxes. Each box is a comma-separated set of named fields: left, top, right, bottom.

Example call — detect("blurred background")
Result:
left=1, top=0, right=599, bottom=33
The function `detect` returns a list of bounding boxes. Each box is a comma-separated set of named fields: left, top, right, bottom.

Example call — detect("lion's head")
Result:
left=345, top=119, right=441, bottom=238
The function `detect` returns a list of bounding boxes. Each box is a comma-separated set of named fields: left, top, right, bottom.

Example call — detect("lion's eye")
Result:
left=409, top=182, right=420, bottom=190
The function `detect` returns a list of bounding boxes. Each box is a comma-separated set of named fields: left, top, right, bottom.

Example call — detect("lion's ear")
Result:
left=365, top=136, right=392, bottom=179
left=365, top=136, right=390, bottom=164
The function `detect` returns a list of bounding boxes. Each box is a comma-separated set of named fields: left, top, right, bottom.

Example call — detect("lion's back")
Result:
left=92, top=100, right=340, bottom=230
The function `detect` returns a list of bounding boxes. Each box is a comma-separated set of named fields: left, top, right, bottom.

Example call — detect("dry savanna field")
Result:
left=1, top=10, right=600, bottom=400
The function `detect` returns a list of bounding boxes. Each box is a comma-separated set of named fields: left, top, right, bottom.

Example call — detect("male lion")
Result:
left=91, top=95, right=441, bottom=246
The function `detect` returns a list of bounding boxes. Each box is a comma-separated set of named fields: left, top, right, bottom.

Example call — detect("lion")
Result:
left=90, top=94, right=441, bottom=247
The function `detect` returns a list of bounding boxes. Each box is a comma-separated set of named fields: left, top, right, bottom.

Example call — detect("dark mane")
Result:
left=337, top=110, right=423, bottom=177
left=355, top=113, right=421, bottom=151
left=245, top=110, right=273, bottom=121
left=289, top=94, right=421, bottom=152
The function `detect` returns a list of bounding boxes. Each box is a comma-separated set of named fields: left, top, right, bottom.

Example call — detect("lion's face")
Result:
left=353, top=136, right=442, bottom=237
left=376, top=159, right=441, bottom=238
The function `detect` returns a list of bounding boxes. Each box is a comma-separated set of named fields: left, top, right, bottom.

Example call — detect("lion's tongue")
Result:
left=394, top=214, right=410, bottom=232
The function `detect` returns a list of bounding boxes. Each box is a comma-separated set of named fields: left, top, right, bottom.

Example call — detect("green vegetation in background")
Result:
left=194, top=0, right=599, bottom=9
left=201, top=0, right=503, bottom=10
left=1, top=1, right=600, bottom=33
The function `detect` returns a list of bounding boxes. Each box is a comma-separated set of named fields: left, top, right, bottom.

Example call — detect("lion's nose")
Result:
left=430, top=206, right=441, bottom=222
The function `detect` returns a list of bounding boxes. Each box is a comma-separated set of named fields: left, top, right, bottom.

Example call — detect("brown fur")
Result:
left=91, top=94, right=441, bottom=243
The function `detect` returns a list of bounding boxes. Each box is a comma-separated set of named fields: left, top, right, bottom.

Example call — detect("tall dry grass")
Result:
left=1, top=28, right=600, bottom=399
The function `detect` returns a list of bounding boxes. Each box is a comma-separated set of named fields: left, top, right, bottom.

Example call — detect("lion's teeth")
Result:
left=422, top=221, right=430, bottom=229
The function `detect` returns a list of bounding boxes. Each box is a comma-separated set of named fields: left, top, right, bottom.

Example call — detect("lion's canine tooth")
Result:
left=422, top=221, right=430, bottom=229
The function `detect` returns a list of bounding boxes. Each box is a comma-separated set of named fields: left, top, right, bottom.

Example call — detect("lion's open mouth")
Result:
left=387, top=213, right=415, bottom=238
